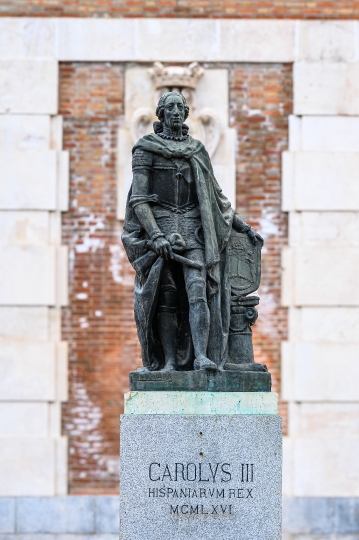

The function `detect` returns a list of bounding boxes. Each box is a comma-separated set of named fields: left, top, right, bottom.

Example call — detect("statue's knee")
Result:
left=186, top=277, right=207, bottom=305
left=158, top=284, right=177, bottom=312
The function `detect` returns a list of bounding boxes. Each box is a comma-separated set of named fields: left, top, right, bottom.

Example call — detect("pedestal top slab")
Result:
left=129, top=369, right=271, bottom=392
left=124, top=391, right=278, bottom=415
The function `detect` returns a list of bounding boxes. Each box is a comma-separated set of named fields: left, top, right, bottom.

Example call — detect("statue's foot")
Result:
left=136, top=366, right=151, bottom=373
left=160, top=361, right=176, bottom=372
left=223, top=362, right=268, bottom=372
left=194, top=356, right=218, bottom=372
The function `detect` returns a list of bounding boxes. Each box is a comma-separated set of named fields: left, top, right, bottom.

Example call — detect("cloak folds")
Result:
left=121, top=134, right=234, bottom=370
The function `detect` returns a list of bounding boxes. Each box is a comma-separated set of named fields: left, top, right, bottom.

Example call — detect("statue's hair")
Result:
left=155, top=91, right=190, bottom=122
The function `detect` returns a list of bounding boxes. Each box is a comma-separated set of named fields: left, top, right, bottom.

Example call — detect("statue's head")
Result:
left=155, top=91, right=189, bottom=133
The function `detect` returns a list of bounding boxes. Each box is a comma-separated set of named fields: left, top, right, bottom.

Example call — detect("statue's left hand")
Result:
left=246, top=228, right=263, bottom=245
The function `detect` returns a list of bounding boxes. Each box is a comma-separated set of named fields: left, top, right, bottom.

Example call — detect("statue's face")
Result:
left=162, top=95, right=185, bottom=130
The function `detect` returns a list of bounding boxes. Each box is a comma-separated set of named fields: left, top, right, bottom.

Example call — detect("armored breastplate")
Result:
left=150, top=154, right=198, bottom=210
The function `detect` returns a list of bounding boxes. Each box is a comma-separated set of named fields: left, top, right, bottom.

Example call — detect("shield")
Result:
left=228, top=230, right=263, bottom=296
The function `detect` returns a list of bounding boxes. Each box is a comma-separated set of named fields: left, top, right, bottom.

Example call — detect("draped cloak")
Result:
left=121, top=133, right=235, bottom=370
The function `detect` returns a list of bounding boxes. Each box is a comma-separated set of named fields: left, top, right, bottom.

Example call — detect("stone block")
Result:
left=282, top=437, right=294, bottom=497
left=49, top=307, right=61, bottom=341
left=296, top=21, right=356, bottom=62
left=0, top=150, right=57, bottom=210
left=57, top=151, right=69, bottom=211
left=124, top=391, right=278, bottom=415
left=288, top=402, right=359, bottom=438
left=282, top=152, right=295, bottom=212
left=282, top=151, right=359, bottom=211
left=293, top=438, right=359, bottom=497
left=95, top=497, right=119, bottom=533
left=0, top=403, right=48, bottom=437
left=0, top=60, right=58, bottom=114
left=0, top=115, right=50, bottom=150
left=56, top=246, right=69, bottom=307
left=281, top=247, right=294, bottom=307
left=195, top=69, right=229, bottom=124
left=51, top=116, right=63, bottom=151
left=56, top=19, right=295, bottom=62
left=294, top=62, right=359, bottom=115
left=283, top=247, right=359, bottom=306
left=0, top=246, right=56, bottom=306
left=282, top=342, right=359, bottom=401
left=288, top=115, right=301, bottom=151
left=50, top=212, right=62, bottom=247
left=0, top=18, right=56, bottom=58
left=17, top=497, right=95, bottom=533
left=282, top=497, right=334, bottom=534
left=56, top=438, right=68, bottom=496
left=292, top=116, right=359, bottom=152
left=0, top=211, right=49, bottom=246
left=211, top=129, right=236, bottom=208
left=57, top=19, right=136, bottom=61
left=0, top=307, right=49, bottom=341
left=0, top=342, right=56, bottom=400
left=0, top=440, right=55, bottom=496
left=56, top=342, right=68, bottom=402
left=334, top=498, right=359, bottom=533
left=0, top=498, right=15, bottom=533
left=220, top=20, right=295, bottom=62
left=136, top=19, right=221, bottom=62
left=288, top=307, right=359, bottom=342
left=120, top=415, right=282, bottom=540
left=289, top=212, right=359, bottom=248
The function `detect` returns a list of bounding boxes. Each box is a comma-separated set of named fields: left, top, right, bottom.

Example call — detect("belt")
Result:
left=156, top=200, right=198, bottom=214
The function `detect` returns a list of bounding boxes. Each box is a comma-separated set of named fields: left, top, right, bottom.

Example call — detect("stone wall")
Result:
left=1, top=496, right=359, bottom=539
left=0, top=16, right=359, bottom=536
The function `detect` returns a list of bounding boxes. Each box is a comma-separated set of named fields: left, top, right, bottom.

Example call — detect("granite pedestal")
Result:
left=119, top=392, right=282, bottom=540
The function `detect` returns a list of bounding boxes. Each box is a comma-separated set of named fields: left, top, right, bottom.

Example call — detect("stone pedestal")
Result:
left=119, top=392, right=282, bottom=540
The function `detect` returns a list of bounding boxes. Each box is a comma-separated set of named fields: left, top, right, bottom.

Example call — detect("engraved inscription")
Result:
left=146, top=461, right=257, bottom=517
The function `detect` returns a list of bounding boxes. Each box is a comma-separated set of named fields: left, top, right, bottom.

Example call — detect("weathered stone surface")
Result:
left=130, top=370, right=271, bottom=392
left=124, top=391, right=278, bottom=415
left=120, top=414, right=282, bottom=540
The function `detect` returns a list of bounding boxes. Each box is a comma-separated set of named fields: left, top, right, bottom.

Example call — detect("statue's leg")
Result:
left=183, top=250, right=217, bottom=371
left=157, top=262, right=178, bottom=372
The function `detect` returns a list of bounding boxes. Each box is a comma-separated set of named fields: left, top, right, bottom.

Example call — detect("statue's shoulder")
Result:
left=187, top=136, right=210, bottom=159
left=132, top=133, right=161, bottom=155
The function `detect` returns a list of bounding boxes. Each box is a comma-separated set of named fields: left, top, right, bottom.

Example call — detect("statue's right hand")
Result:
left=153, top=237, right=173, bottom=260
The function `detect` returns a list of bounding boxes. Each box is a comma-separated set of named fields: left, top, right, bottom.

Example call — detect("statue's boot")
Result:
left=223, top=362, right=268, bottom=372
left=158, top=311, right=177, bottom=372
left=190, top=301, right=217, bottom=371
left=194, top=355, right=217, bottom=371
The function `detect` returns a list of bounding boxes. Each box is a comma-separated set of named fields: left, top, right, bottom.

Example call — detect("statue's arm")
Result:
left=132, top=170, right=161, bottom=239
left=131, top=149, right=172, bottom=259
left=232, top=214, right=263, bottom=245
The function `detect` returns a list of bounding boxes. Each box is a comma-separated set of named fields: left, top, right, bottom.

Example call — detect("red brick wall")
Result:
left=1, top=1, right=359, bottom=18
left=60, top=61, right=291, bottom=493
left=60, top=63, right=142, bottom=494
left=229, top=63, right=291, bottom=426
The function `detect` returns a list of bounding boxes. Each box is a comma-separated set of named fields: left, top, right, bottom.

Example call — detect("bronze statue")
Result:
left=122, top=91, right=267, bottom=379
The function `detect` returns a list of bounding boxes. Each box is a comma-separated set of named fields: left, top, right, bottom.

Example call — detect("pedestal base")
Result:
left=120, top=413, right=282, bottom=540
left=130, top=369, right=271, bottom=392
